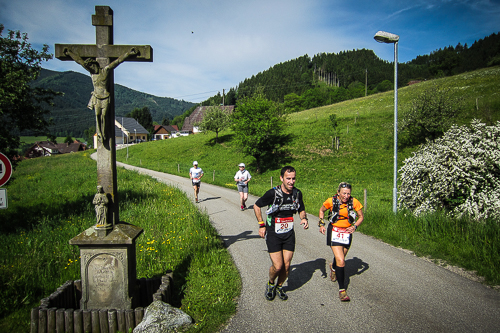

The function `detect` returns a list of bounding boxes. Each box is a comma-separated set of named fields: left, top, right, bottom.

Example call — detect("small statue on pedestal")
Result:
left=93, top=185, right=109, bottom=228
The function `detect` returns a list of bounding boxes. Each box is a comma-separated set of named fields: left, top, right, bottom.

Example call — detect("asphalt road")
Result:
left=117, top=161, right=500, bottom=332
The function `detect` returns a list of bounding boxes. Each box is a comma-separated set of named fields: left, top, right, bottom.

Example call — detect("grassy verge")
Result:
left=362, top=208, right=500, bottom=285
left=0, top=152, right=240, bottom=332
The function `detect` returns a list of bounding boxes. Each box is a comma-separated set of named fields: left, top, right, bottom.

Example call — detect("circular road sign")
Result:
left=0, top=152, right=13, bottom=187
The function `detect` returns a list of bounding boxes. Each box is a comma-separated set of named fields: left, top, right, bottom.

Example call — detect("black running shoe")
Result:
left=265, top=282, right=276, bottom=301
left=276, top=286, right=288, bottom=301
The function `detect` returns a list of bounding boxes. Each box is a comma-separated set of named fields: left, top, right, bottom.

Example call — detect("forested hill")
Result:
left=32, top=69, right=196, bottom=137
left=225, top=32, right=500, bottom=104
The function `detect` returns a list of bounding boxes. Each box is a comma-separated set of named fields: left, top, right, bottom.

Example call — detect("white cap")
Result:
left=193, top=161, right=198, bottom=165
left=238, top=163, right=245, bottom=167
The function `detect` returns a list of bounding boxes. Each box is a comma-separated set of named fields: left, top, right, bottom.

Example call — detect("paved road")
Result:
left=117, top=161, right=500, bottom=332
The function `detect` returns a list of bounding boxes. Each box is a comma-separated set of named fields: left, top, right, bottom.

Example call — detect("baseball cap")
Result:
left=238, top=163, right=245, bottom=167
left=193, top=161, right=198, bottom=165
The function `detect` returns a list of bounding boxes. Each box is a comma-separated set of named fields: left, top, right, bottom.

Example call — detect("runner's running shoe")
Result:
left=241, top=205, right=245, bottom=211
left=265, top=282, right=276, bottom=301
left=339, top=289, right=350, bottom=302
left=329, top=263, right=337, bottom=282
left=276, top=286, right=288, bottom=301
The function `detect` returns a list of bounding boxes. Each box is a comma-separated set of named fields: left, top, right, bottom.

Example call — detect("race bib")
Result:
left=275, top=217, right=294, bottom=234
left=192, top=177, right=200, bottom=183
left=331, top=226, right=350, bottom=244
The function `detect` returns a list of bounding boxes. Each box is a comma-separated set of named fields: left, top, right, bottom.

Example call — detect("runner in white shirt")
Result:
left=189, top=161, right=204, bottom=203
left=234, top=163, right=252, bottom=210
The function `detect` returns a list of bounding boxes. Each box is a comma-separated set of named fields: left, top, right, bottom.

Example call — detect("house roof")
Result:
left=115, top=125, right=125, bottom=137
left=55, top=142, right=86, bottom=154
left=24, top=140, right=86, bottom=157
left=152, top=124, right=180, bottom=134
left=116, top=117, right=149, bottom=134
left=181, top=105, right=234, bottom=132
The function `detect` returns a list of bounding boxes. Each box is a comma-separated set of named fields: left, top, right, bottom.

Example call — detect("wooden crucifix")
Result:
left=56, top=6, right=152, bottom=231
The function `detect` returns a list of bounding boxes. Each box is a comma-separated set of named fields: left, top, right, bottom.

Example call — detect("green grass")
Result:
left=0, top=152, right=240, bottom=332
left=116, top=66, right=500, bottom=286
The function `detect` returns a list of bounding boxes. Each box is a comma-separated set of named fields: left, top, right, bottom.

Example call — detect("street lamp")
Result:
left=134, top=129, right=136, bottom=143
left=374, top=30, right=399, bottom=213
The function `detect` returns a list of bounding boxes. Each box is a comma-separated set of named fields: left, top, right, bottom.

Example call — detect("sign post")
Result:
left=0, top=152, right=13, bottom=209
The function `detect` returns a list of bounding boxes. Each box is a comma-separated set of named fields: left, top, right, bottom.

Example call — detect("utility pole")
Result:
left=365, top=68, right=368, bottom=97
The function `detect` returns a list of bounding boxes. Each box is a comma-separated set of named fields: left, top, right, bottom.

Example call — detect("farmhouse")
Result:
left=93, top=117, right=149, bottom=147
left=25, top=140, right=87, bottom=158
left=152, top=125, right=180, bottom=140
left=181, top=105, right=234, bottom=134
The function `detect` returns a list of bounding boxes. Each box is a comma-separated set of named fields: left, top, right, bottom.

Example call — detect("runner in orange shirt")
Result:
left=318, top=182, right=364, bottom=301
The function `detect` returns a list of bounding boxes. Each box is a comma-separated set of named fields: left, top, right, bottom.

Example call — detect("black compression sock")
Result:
left=337, top=266, right=345, bottom=290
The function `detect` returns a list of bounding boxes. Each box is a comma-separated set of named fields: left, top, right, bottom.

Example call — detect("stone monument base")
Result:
left=69, top=223, right=143, bottom=310
left=30, top=273, right=172, bottom=333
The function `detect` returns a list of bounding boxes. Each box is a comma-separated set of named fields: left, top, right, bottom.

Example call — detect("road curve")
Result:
left=116, top=160, right=500, bottom=332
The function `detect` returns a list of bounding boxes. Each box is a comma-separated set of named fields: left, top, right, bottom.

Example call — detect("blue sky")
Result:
left=1, top=0, right=499, bottom=102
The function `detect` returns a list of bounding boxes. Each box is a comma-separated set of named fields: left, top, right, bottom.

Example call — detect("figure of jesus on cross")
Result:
left=63, top=47, right=138, bottom=140
left=56, top=6, right=152, bottom=230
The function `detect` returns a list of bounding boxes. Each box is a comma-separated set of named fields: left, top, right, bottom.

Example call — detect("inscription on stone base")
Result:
left=86, top=252, right=126, bottom=308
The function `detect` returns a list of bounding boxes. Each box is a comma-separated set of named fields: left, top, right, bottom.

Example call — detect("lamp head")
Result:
left=374, top=31, right=399, bottom=43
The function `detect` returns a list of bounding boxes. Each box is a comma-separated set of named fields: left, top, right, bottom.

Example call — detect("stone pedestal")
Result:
left=69, top=223, right=143, bottom=310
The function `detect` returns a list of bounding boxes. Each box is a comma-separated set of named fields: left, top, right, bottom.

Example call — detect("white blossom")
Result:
left=399, top=120, right=500, bottom=222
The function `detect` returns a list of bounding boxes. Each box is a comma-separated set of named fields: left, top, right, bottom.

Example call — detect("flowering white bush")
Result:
left=398, top=120, right=500, bottom=221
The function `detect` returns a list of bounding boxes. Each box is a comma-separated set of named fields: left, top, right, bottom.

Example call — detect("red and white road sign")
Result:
left=0, top=153, right=13, bottom=187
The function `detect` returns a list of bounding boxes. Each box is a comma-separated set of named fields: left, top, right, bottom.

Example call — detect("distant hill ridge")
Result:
left=32, top=68, right=196, bottom=137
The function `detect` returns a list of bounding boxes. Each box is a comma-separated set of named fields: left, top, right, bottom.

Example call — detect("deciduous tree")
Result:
left=126, top=106, right=153, bottom=135
left=196, top=104, right=230, bottom=143
left=0, top=25, right=59, bottom=161
left=232, top=93, right=288, bottom=173
left=400, top=84, right=465, bottom=146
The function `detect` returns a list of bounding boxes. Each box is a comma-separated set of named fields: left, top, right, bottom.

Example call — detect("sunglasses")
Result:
left=339, top=183, right=352, bottom=189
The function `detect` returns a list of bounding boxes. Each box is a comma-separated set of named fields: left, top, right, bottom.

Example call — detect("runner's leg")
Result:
left=277, top=249, right=294, bottom=286
left=268, top=251, right=284, bottom=284
left=239, top=191, right=244, bottom=208
left=332, top=246, right=346, bottom=289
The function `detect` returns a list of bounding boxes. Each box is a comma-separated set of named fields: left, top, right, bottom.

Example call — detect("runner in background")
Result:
left=318, top=182, right=364, bottom=302
left=189, top=161, right=204, bottom=203
left=234, top=163, right=252, bottom=210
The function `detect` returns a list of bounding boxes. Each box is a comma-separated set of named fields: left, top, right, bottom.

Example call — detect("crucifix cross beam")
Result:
left=55, top=6, right=153, bottom=231
left=55, top=6, right=152, bottom=63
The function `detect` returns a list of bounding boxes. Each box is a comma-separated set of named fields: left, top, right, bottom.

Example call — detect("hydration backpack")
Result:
left=328, top=195, right=356, bottom=224
left=265, top=186, right=300, bottom=223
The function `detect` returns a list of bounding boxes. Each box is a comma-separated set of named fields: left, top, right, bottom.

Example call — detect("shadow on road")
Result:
left=345, top=256, right=370, bottom=289
left=221, top=230, right=261, bottom=248
left=287, top=258, right=327, bottom=291
left=200, top=196, right=221, bottom=202
left=286, top=256, right=370, bottom=291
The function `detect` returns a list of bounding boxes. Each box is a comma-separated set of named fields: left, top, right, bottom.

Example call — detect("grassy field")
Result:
left=0, top=152, right=240, bottom=332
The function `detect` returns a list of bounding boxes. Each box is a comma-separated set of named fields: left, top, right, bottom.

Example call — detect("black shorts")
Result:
left=265, top=231, right=295, bottom=253
left=192, top=181, right=201, bottom=187
left=326, top=223, right=352, bottom=248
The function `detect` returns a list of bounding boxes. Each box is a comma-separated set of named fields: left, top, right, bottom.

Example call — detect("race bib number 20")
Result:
left=275, top=217, right=294, bottom=234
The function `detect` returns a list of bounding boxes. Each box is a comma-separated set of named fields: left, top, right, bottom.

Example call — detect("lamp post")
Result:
left=374, top=30, right=399, bottom=213
left=134, top=129, right=137, bottom=143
